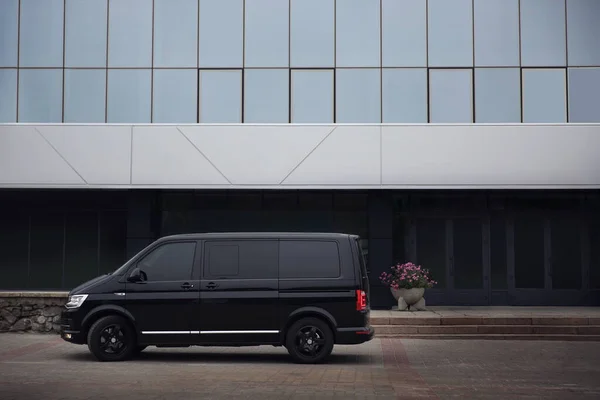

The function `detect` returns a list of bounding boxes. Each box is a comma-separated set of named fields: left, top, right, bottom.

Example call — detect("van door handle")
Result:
left=181, top=282, right=194, bottom=290
left=205, top=282, right=219, bottom=290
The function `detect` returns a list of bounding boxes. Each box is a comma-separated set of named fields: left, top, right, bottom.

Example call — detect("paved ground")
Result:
left=1, top=334, right=600, bottom=399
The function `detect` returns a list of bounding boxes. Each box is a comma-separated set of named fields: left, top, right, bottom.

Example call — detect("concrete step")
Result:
left=372, top=325, right=600, bottom=335
left=370, top=316, right=600, bottom=326
left=374, top=333, right=600, bottom=341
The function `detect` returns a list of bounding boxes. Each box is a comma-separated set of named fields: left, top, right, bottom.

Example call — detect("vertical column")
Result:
left=126, top=190, right=159, bottom=258
left=367, top=190, right=394, bottom=309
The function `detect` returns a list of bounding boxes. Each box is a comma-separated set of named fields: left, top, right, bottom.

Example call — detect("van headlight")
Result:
left=65, top=294, right=88, bottom=309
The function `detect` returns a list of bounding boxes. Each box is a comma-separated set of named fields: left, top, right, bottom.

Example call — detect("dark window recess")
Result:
left=416, top=218, right=447, bottom=289
left=453, top=218, right=484, bottom=290
left=29, top=212, right=64, bottom=290
left=64, top=212, right=99, bottom=289
left=490, top=216, right=508, bottom=290
left=137, top=242, right=196, bottom=281
left=204, top=240, right=279, bottom=279
left=550, top=216, right=582, bottom=290
left=0, top=212, right=29, bottom=290
left=98, top=211, right=127, bottom=275
left=514, top=215, right=545, bottom=289
left=279, top=240, right=341, bottom=279
left=591, top=220, right=600, bottom=290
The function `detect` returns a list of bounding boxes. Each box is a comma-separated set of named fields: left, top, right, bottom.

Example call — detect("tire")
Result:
left=285, top=317, right=334, bottom=364
left=87, top=315, right=136, bottom=362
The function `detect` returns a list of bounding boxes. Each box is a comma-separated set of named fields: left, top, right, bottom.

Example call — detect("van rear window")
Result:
left=279, top=240, right=341, bottom=279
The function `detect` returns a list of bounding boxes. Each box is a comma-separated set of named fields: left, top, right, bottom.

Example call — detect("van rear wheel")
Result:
left=285, top=317, right=334, bottom=364
left=87, top=315, right=135, bottom=362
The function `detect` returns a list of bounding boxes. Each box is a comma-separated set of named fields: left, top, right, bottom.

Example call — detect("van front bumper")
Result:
left=335, top=326, right=375, bottom=344
left=59, top=310, right=86, bottom=345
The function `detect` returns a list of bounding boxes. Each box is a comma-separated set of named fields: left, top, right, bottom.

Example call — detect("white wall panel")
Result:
left=131, top=126, right=229, bottom=185
left=381, top=125, right=600, bottom=187
left=1, top=124, right=599, bottom=189
left=38, top=125, right=131, bottom=184
left=181, top=125, right=332, bottom=185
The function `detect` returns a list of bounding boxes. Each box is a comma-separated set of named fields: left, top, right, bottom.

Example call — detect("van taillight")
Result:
left=356, top=290, right=367, bottom=311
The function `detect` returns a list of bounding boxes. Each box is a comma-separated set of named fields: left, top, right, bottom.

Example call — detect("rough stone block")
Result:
left=1, top=309, right=17, bottom=324
left=10, top=318, right=32, bottom=331
left=42, top=307, right=63, bottom=317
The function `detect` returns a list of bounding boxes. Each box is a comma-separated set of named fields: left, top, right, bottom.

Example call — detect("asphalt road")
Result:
left=1, top=334, right=600, bottom=399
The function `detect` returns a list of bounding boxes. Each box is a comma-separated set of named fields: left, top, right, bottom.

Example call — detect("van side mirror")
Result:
left=127, top=267, right=147, bottom=283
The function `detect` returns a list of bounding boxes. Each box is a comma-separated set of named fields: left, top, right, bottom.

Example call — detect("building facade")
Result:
left=1, top=0, right=599, bottom=307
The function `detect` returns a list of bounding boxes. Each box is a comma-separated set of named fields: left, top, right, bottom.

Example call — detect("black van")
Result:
left=60, top=232, right=374, bottom=364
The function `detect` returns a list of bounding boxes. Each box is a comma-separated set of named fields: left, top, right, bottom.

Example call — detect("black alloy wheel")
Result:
left=87, top=315, right=136, bottom=362
left=285, top=317, right=334, bottom=364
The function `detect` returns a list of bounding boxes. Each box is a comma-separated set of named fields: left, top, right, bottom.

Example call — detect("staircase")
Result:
left=370, top=309, right=600, bottom=341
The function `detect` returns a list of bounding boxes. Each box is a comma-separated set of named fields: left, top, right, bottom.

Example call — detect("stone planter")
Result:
left=390, top=287, right=427, bottom=311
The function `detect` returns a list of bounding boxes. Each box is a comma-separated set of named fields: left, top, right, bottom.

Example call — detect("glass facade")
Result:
left=1, top=0, right=599, bottom=123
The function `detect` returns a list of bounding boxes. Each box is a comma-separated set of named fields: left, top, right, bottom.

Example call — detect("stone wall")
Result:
left=0, top=292, right=68, bottom=333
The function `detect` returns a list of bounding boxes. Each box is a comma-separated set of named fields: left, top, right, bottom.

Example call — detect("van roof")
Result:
left=158, top=232, right=360, bottom=241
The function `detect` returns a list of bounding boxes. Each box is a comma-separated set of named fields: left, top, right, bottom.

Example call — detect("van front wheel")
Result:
left=285, top=317, right=334, bottom=364
left=87, top=315, right=136, bottom=362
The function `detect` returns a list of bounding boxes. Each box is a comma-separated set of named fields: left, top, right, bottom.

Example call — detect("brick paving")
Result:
left=1, top=334, right=600, bottom=399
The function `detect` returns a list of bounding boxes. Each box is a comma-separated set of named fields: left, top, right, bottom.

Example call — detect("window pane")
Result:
left=139, top=242, right=196, bottom=281
left=474, top=0, right=519, bottom=67
left=18, top=69, right=63, bottom=123
left=199, top=70, right=242, bottom=123
left=514, top=215, right=545, bottom=289
left=382, top=0, right=426, bottom=67
left=475, top=68, right=521, bottom=123
left=290, top=0, right=334, bottom=67
left=568, top=68, right=600, bottom=123
left=279, top=240, right=340, bottom=279
left=336, top=0, right=380, bottom=67
left=207, top=244, right=239, bottom=276
left=0, top=212, right=29, bottom=289
left=64, top=212, right=99, bottom=289
left=199, top=0, right=243, bottom=68
left=520, top=0, right=566, bottom=67
left=244, top=0, right=289, bottom=67
left=19, top=0, right=64, bottom=67
left=336, top=68, right=381, bottom=123
left=244, top=69, right=289, bottom=123
left=429, top=69, right=473, bottom=123
left=107, top=69, right=151, bottom=123
left=64, top=69, right=106, bottom=123
left=291, top=70, right=334, bottom=123
left=65, top=0, right=107, bottom=67
left=154, top=0, right=197, bottom=67
left=152, top=69, right=197, bottom=123
left=567, top=0, right=600, bottom=66
left=382, top=68, right=427, bottom=123
left=428, top=0, right=473, bottom=67
left=29, top=212, right=64, bottom=289
left=0, top=69, right=17, bottom=122
left=0, top=0, right=18, bottom=67
left=550, top=216, right=582, bottom=290
left=206, top=240, right=278, bottom=279
left=522, top=69, right=566, bottom=123
left=108, top=0, right=152, bottom=67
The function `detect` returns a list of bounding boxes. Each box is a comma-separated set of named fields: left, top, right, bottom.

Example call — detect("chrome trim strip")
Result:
left=140, top=331, right=191, bottom=334
left=199, top=330, right=279, bottom=334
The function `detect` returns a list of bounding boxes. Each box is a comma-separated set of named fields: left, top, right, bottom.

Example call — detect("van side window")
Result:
left=204, top=240, right=278, bottom=279
left=279, top=240, right=341, bottom=279
left=137, top=242, right=196, bottom=281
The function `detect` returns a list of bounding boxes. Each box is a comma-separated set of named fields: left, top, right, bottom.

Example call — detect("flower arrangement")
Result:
left=379, top=262, right=437, bottom=290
